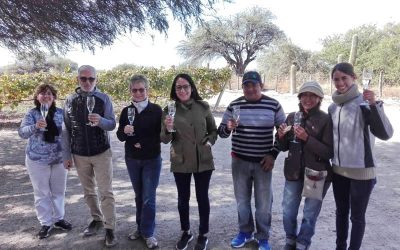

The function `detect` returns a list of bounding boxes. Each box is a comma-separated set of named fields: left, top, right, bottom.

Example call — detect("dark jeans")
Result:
left=332, top=173, right=376, bottom=250
left=125, top=155, right=162, bottom=238
left=173, top=170, right=213, bottom=235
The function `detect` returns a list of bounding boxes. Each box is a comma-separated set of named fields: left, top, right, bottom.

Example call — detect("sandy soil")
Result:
left=0, top=91, right=399, bottom=250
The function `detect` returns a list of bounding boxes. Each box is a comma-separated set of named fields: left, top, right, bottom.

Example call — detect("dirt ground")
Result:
left=0, top=92, right=399, bottom=250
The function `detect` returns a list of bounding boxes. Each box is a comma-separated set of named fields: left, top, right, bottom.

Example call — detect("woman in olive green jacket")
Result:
left=161, top=73, right=217, bottom=250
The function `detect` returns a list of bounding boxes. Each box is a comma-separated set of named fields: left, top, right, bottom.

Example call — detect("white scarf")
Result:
left=132, top=98, right=149, bottom=114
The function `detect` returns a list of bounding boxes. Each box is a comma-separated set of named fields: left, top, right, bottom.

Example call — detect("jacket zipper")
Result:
left=84, top=96, right=90, bottom=156
left=337, top=104, right=343, bottom=166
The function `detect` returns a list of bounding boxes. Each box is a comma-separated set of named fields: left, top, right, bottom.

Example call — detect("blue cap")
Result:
left=242, top=71, right=262, bottom=84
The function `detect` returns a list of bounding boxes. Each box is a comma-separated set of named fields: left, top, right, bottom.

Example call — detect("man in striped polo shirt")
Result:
left=218, top=71, right=286, bottom=250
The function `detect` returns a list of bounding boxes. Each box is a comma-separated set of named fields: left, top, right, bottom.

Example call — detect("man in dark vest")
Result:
left=63, top=65, right=117, bottom=247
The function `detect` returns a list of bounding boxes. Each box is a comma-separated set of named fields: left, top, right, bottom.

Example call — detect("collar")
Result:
left=132, top=98, right=149, bottom=114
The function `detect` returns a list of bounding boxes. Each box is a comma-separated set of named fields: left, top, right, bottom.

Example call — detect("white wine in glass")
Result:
left=292, top=111, right=303, bottom=143
left=40, top=103, right=49, bottom=131
left=86, top=96, right=95, bottom=125
left=361, top=68, right=373, bottom=106
left=232, top=106, right=240, bottom=135
left=167, top=102, right=176, bottom=132
left=127, top=107, right=135, bottom=136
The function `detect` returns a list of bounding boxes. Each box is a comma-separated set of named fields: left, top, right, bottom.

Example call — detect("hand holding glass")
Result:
left=232, top=106, right=240, bottom=135
left=127, top=107, right=135, bottom=136
left=86, top=96, right=95, bottom=126
left=292, top=111, right=303, bottom=142
left=361, top=68, right=373, bottom=106
left=40, top=103, right=49, bottom=131
left=167, top=102, right=176, bottom=132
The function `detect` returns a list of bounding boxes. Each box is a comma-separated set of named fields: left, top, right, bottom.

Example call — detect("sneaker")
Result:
left=128, top=230, right=141, bottom=240
left=283, top=243, right=296, bottom=250
left=176, top=231, right=193, bottom=250
left=145, top=236, right=158, bottom=249
left=194, top=235, right=208, bottom=250
left=258, top=239, right=271, bottom=250
left=231, top=232, right=254, bottom=248
left=83, top=220, right=103, bottom=236
left=54, top=219, right=72, bottom=231
left=105, top=228, right=117, bottom=247
left=38, top=225, right=52, bottom=239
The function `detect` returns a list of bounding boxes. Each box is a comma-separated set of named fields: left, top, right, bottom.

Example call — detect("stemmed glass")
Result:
left=232, top=106, right=240, bottom=135
left=40, top=103, right=49, bottom=131
left=127, top=107, right=135, bottom=136
left=292, top=111, right=303, bottom=143
left=86, top=95, right=95, bottom=126
left=167, top=102, right=176, bottom=132
left=361, top=68, right=373, bottom=106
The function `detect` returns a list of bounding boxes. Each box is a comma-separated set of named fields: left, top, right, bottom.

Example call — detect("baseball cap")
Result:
left=242, top=71, right=262, bottom=84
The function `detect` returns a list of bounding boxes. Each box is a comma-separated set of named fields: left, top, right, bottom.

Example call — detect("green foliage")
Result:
left=319, top=23, right=400, bottom=85
left=0, top=67, right=232, bottom=110
left=0, top=0, right=225, bottom=54
left=257, top=40, right=330, bottom=81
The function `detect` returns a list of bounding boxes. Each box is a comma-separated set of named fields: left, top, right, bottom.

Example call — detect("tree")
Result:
left=0, top=0, right=223, bottom=54
left=0, top=53, right=78, bottom=74
left=318, top=23, right=400, bottom=85
left=177, top=7, right=284, bottom=75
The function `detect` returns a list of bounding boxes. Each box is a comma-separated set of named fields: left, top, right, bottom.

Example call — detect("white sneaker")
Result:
left=128, top=230, right=141, bottom=240
left=145, top=236, right=158, bottom=249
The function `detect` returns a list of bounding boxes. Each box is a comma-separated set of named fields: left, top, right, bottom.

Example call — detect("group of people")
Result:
left=18, top=62, right=393, bottom=250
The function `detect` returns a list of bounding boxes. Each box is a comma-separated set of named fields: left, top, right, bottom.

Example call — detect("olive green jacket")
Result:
left=161, top=99, right=217, bottom=173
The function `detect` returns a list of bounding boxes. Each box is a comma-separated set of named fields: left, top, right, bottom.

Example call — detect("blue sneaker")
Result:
left=258, top=239, right=271, bottom=250
left=231, top=231, right=254, bottom=248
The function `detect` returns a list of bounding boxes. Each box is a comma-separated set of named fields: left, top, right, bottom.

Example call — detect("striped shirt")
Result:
left=218, top=95, right=286, bottom=162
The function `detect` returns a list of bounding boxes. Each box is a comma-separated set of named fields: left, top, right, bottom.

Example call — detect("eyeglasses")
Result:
left=131, top=88, right=146, bottom=93
left=175, top=85, right=191, bottom=92
left=80, top=77, right=96, bottom=82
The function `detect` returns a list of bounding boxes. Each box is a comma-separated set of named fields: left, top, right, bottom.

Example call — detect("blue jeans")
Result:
left=125, top=155, right=162, bottom=238
left=282, top=179, right=330, bottom=249
left=173, top=170, right=213, bottom=235
left=332, top=173, right=376, bottom=250
left=231, top=157, right=273, bottom=240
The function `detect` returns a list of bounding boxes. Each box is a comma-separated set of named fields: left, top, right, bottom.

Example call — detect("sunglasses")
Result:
left=131, top=88, right=146, bottom=93
left=80, top=77, right=96, bottom=82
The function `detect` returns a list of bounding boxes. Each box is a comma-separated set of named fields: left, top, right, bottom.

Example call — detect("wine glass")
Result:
left=361, top=68, right=373, bottom=106
left=86, top=95, right=95, bottom=126
left=40, top=103, right=49, bottom=131
left=127, top=107, right=135, bottom=136
left=292, top=111, right=303, bottom=143
left=167, top=102, right=176, bottom=132
left=232, top=106, right=240, bottom=135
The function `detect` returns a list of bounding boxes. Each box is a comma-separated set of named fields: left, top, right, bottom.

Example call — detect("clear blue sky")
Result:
left=0, top=0, right=398, bottom=70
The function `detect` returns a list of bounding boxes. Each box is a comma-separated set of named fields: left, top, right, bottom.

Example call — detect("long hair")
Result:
left=170, top=73, right=202, bottom=101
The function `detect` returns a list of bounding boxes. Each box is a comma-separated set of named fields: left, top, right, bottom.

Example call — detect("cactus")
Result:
left=337, top=54, right=344, bottom=63
left=349, top=34, right=358, bottom=65
left=290, top=64, right=296, bottom=94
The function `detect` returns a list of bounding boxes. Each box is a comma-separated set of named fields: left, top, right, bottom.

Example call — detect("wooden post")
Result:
left=379, top=70, right=384, bottom=97
left=213, top=80, right=229, bottom=111
left=290, top=64, right=296, bottom=94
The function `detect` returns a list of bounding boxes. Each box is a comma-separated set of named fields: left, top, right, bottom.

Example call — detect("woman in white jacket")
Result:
left=329, top=62, right=393, bottom=250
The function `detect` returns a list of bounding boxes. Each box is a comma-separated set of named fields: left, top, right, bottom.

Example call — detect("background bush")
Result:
left=0, top=67, right=232, bottom=110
